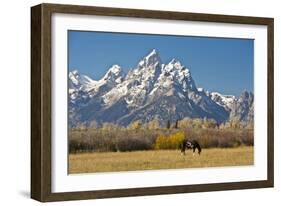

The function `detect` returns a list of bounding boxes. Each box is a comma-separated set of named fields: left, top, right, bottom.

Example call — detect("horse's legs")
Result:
left=197, top=145, right=202, bottom=155
left=189, top=147, right=195, bottom=156
left=181, top=147, right=186, bottom=155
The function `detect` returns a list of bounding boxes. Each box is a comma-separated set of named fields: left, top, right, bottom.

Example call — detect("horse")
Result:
left=180, top=139, right=202, bottom=155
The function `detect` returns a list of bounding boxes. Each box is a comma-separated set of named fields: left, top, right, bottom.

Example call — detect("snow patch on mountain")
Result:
left=210, top=92, right=236, bottom=111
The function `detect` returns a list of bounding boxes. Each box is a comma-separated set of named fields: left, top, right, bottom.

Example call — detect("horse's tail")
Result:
left=179, top=139, right=186, bottom=152
left=197, top=143, right=202, bottom=155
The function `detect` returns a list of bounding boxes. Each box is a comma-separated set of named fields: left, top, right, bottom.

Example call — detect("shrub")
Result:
left=154, top=135, right=169, bottom=150
left=169, top=132, right=185, bottom=149
left=154, top=131, right=185, bottom=150
left=115, top=132, right=155, bottom=151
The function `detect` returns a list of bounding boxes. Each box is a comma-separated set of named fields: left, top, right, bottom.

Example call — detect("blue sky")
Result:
left=68, top=30, right=254, bottom=96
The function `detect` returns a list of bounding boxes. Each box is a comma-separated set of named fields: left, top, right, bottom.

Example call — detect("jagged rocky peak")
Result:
left=128, top=49, right=163, bottom=89
left=69, top=69, right=80, bottom=85
left=103, top=64, right=123, bottom=79
left=239, top=90, right=254, bottom=102
left=138, top=49, right=162, bottom=68
left=68, top=69, right=96, bottom=89
left=161, top=58, right=196, bottom=91
left=228, top=90, right=254, bottom=122
left=70, top=69, right=79, bottom=76
left=102, top=64, right=125, bottom=83
left=164, top=58, right=191, bottom=77
left=166, top=58, right=186, bottom=70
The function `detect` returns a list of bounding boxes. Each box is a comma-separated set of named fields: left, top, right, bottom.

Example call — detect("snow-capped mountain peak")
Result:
left=103, top=64, right=124, bottom=81
left=69, top=70, right=80, bottom=86
left=138, top=49, right=161, bottom=68
left=165, top=58, right=190, bottom=76
left=228, top=90, right=254, bottom=122
left=69, top=70, right=96, bottom=90
left=239, top=90, right=254, bottom=103
left=157, top=58, right=196, bottom=92
left=167, top=58, right=184, bottom=68
left=68, top=70, right=97, bottom=104
left=70, top=69, right=78, bottom=76
left=108, top=64, right=122, bottom=74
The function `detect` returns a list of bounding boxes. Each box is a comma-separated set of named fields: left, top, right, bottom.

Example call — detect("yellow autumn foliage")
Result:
left=154, top=131, right=185, bottom=150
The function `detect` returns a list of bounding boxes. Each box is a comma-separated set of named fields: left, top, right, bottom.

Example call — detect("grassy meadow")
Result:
left=68, top=118, right=254, bottom=173
left=69, top=146, right=253, bottom=174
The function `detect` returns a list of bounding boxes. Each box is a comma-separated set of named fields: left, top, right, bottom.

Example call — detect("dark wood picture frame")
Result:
left=31, top=3, right=274, bottom=202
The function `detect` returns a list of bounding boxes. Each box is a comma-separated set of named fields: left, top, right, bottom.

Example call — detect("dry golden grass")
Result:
left=69, top=146, right=253, bottom=174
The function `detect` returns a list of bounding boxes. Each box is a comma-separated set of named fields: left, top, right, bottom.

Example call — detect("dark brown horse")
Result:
left=180, top=139, right=202, bottom=155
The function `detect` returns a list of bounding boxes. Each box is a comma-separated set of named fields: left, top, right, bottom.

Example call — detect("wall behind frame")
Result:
left=0, top=0, right=279, bottom=206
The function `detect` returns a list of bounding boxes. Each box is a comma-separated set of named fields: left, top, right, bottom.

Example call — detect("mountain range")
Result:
left=68, top=49, right=254, bottom=127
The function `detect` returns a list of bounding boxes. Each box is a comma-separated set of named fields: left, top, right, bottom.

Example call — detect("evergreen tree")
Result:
left=166, top=120, right=171, bottom=129
left=174, top=119, right=178, bottom=129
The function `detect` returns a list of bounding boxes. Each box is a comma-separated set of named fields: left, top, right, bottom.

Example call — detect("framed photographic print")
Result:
left=31, top=3, right=274, bottom=202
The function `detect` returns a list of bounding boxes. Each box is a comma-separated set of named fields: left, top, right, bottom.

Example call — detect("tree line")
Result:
left=75, top=117, right=254, bottom=131
left=69, top=118, right=253, bottom=153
